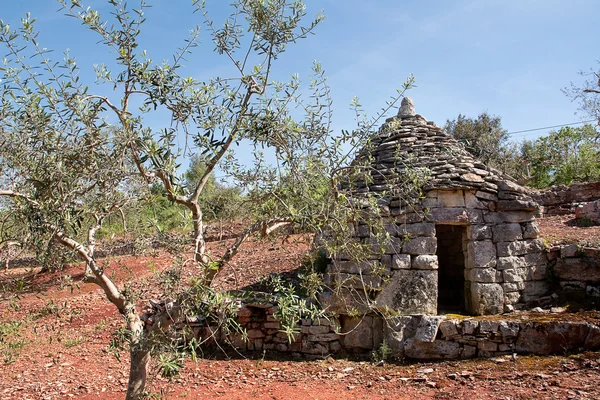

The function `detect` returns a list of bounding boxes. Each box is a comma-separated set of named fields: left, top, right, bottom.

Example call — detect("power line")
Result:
left=507, top=119, right=597, bottom=137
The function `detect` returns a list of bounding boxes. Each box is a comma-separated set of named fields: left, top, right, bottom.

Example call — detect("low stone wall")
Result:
left=576, top=200, right=600, bottom=224
left=382, top=314, right=600, bottom=360
left=547, top=244, right=600, bottom=299
left=183, top=302, right=600, bottom=361
left=189, top=303, right=342, bottom=357
left=531, top=182, right=600, bottom=216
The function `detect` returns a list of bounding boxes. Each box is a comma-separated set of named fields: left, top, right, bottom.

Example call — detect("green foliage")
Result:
left=520, top=125, right=600, bottom=188
left=371, top=340, right=391, bottom=364
left=444, top=112, right=516, bottom=174
left=156, top=353, right=184, bottom=378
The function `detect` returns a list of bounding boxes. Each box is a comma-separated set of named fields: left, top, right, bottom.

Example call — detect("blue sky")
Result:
left=1, top=0, right=598, bottom=160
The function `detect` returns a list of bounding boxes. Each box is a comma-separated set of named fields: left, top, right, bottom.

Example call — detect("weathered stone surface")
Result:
left=415, top=316, right=444, bottom=342
left=404, top=338, right=461, bottom=360
left=332, top=260, right=379, bottom=275
left=465, top=192, right=487, bottom=209
left=516, top=322, right=589, bottom=354
left=467, top=240, right=496, bottom=268
left=439, top=320, right=460, bottom=339
left=521, top=222, right=540, bottom=239
left=468, top=225, right=492, bottom=240
left=466, top=268, right=499, bottom=283
left=561, top=244, right=579, bottom=258
left=402, top=237, right=437, bottom=255
left=483, top=211, right=535, bottom=224
left=333, top=273, right=384, bottom=290
left=554, top=257, right=600, bottom=283
left=499, top=322, right=520, bottom=343
left=479, top=320, right=500, bottom=333
left=398, top=96, right=415, bottom=116
left=400, top=222, right=435, bottom=237
left=504, top=291, right=521, bottom=305
left=496, top=239, right=545, bottom=257
left=376, top=270, right=437, bottom=314
left=431, top=208, right=483, bottom=224
left=529, top=264, right=548, bottom=281
left=497, top=180, right=527, bottom=194
left=492, top=223, right=523, bottom=243
left=385, top=316, right=419, bottom=356
left=496, top=256, right=526, bottom=270
left=462, top=320, right=478, bottom=335
left=437, top=190, right=465, bottom=207
left=502, top=268, right=527, bottom=283
left=502, top=282, right=525, bottom=292
left=341, top=316, right=373, bottom=349
left=392, top=254, right=411, bottom=270
left=523, top=252, right=547, bottom=267
left=521, top=281, right=551, bottom=300
left=496, top=200, right=538, bottom=212
left=584, top=324, right=600, bottom=350
left=470, top=283, right=503, bottom=315
left=412, top=255, right=439, bottom=270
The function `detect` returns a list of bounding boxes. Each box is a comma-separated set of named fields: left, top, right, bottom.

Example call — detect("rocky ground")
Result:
left=0, top=214, right=599, bottom=399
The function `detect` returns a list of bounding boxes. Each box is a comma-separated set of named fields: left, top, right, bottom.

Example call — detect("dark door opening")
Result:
left=436, top=224, right=466, bottom=313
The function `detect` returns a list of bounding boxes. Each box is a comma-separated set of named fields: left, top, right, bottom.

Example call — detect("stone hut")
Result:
left=324, top=98, right=548, bottom=316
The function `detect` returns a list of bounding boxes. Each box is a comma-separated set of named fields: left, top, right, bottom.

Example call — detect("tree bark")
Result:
left=125, top=346, right=151, bottom=400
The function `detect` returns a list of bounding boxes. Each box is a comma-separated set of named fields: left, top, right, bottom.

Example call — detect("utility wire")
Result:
left=508, top=119, right=597, bottom=137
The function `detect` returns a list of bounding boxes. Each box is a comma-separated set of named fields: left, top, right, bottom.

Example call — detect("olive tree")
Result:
left=0, top=1, right=416, bottom=398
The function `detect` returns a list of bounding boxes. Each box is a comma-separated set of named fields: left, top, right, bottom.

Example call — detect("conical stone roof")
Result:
left=354, top=97, right=535, bottom=205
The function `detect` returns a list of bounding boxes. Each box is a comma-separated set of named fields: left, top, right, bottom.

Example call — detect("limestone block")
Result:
left=381, top=254, right=392, bottom=270
left=479, top=320, right=500, bottom=333
left=400, top=222, right=435, bottom=237
left=497, top=180, right=527, bottom=194
left=384, top=316, right=419, bottom=357
left=521, top=222, right=540, bottom=239
left=499, top=322, right=520, bottom=343
left=466, top=268, right=499, bottom=283
left=308, top=325, right=330, bottom=335
left=395, top=213, right=424, bottom=224
left=492, top=223, right=523, bottom=243
left=375, top=270, right=437, bottom=315
left=502, top=268, right=528, bottom=283
left=502, top=282, right=525, bottom=292
left=496, top=200, right=538, bottom=212
left=431, top=208, right=483, bottom=224
left=523, top=252, right=547, bottom=267
left=521, top=281, right=551, bottom=301
left=465, top=192, right=487, bottom=209
left=332, top=260, right=379, bottom=275
left=437, top=190, right=465, bottom=207
left=415, top=316, right=444, bottom=342
left=392, top=254, right=411, bottom=270
left=341, top=316, right=373, bottom=349
left=561, top=244, right=579, bottom=258
left=497, top=239, right=545, bottom=257
left=461, top=320, right=478, bottom=335
left=357, top=225, right=370, bottom=238
left=504, top=291, right=521, bottom=305
left=461, top=345, right=477, bottom=358
left=333, top=273, right=384, bottom=290
left=496, top=256, right=526, bottom=270
left=470, top=283, right=504, bottom=315
left=584, top=324, right=600, bottom=350
left=439, top=320, right=460, bottom=339
left=483, top=211, right=535, bottom=224
left=468, top=225, right=492, bottom=240
left=554, top=257, right=600, bottom=283
left=318, top=289, right=371, bottom=315
left=478, top=340, right=498, bottom=352
left=528, top=263, right=548, bottom=281
left=404, top=338, right=461, bottom=360
left=475, top=191, right=498, bottom=201
left=402, top=237, right=437, bottom=255
left=515, top=322, right=590, bottom=354
left=412, top=255, right=439, bottom=270
left=467, top=240, right=496, bottom=268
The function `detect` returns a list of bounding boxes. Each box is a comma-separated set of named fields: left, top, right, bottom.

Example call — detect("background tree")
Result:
left=564, top=59, right=600, bottom=133
left=518, top=124, right=600, bottom=188
left=444, top=112, right=518, bottom=175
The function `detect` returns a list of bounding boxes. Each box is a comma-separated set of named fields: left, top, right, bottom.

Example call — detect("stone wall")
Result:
left=188, top=303, right=341, bottom=358
left=382, top=314, right=600, bottom=360
left=547, top=244, right=600, bottom=300
left=531, top=182, right=600, bottom=216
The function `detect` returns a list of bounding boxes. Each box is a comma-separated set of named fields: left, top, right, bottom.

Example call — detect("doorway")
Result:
left=436, top=225, right=467, bottom=313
